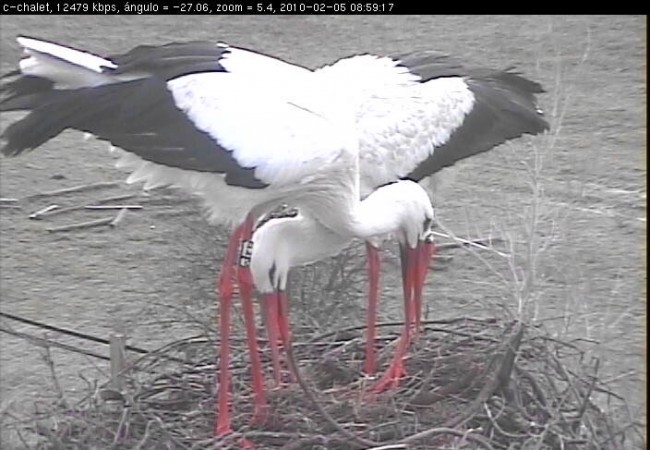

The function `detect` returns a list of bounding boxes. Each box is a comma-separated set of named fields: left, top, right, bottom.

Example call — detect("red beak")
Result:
left=371, top=235, right=435, bottom=393
left=401, top=235, right=435, bottom=333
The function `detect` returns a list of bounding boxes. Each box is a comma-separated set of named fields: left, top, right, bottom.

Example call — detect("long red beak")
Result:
left=364, top=242, right=381, bottom=375
left=402, top=236, right=435, bottom=333
left=413, top=236, right=435, bottom=332
left=372, top=239, right=431, bottom=392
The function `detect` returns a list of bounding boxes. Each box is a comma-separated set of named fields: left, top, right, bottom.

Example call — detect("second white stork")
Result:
left=247, top=50, right=550, bottom=389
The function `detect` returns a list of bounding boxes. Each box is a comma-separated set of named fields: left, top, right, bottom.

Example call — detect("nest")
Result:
left=28, top=318, right=638, bottom=449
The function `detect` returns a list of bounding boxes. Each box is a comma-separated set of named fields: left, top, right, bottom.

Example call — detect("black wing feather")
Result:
left=0, top=39, right=266, bottom=189
left=395, top=50, right=549, bottom=180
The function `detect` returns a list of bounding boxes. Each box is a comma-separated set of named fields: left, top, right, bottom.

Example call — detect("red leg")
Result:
left=237, top=215, right=268, bottom=425
left=364, top=242, right=381, bottom=375
left=218, top=224, right=246, bottom=320
left=216, top=277, right=234, bottom=436
left=277, top=291, right=291, bottom=347
left=263, top=292, right=283, bottom=387
left=215, top=225, right=245, bottom=437
left=276, top=291, right=296, bottom=383
left=372, top=247, right=416, bottom=392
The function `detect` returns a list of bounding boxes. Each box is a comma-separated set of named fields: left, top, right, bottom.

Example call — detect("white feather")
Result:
left=220, top=46, right=311, bottom=81
left=17, top=36, right=118, bottom=89
left=17, top=36, right=116, bottom=72
left=116, top=150, right=275, bottom=225
left=316, top=58, right=476, bottom=194
left=167, top=72, right=357, bottom=187
left=358, top=78, right=474, bottom=190
left=316, top=54, right=420, bottom=95
left=251, top=214, right=350, bottom=293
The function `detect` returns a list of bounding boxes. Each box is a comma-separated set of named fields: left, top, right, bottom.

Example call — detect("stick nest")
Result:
left=27, top=318, right=639, bottom=449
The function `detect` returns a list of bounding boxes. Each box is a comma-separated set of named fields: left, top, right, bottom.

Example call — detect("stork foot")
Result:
left=215, top=427, right=254, bottom=449
left=371, top=360, right=407, bottom=393
left=215, top=420, right=255, bottom=448
left=251, top=402, right=269, bottom=426
left=215, top=417, right=231, bottom=439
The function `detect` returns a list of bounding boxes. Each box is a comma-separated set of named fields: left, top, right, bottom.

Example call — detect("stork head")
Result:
left=250, top=212, right=351, bottom=296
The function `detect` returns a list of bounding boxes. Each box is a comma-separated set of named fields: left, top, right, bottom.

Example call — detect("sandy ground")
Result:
left=0, top=15, right=646, bottom=448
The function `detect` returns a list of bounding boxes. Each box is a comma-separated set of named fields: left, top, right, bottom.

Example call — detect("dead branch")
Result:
left=85, top=205, right=142, bottom=210
left=26, top=181, right=123, bottom=199
left=46, top=217, right=115, bottom=232
left=435, top=237, right=505, bottom=251
left=109, top=208, right=130, bottom=227
left=29, top=204, right=59, bottom=219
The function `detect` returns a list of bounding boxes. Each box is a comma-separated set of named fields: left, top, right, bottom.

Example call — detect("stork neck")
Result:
left=311, top=184, right=400, bottom=241
left=348, top=197, right=401, bottom=239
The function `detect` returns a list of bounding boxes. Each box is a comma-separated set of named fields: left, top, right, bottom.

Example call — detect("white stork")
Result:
left=248, top=50, right=550, bottom=389
left=0, top=37, right=437, bottom=438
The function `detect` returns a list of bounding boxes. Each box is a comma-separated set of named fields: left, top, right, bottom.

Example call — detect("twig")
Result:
left=96, top=193, right=140, bottom=204
left=110, top=208, right=130, bottom=227
left=30, top=203, right=85, bottom=219
left=29, top=204, right=59, bottom=219
left=0, top=198, right=18, bottom=202
left=113, top=406, right=132, bottom=445
left=482, top=401, right=530, bottom=439
left=28, top=198, right=141, bottom=220
left=365, top=444, right=407, bottom=450
left=132, top=419, right=154, bottom=450
left=85, top=205, right=142, bottom=210
left=307, top=317, right=498, bottom=343
left=435, top=237, right=505, bottom=251
left=402, top=427, right=495, bottom=449
left=430, top=231, right=507, bottom=255
left=40, top=342, right=67, bottom=406
left=574, top=358, right=599, bottom=423
left=26, top=181, right=123, bottom=199
left=515, top=365, right=549, bottom=407
left=46, top=217, right=115, bottom=232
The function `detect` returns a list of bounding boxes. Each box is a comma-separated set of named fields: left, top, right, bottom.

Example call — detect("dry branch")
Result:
left=28, top=194, right=141, bottom=220
left=109, top=208, right=130, bottom=227
left=46, top=217, right=115, bottom=233
left=85, top=205, right=142, bottom=210
left=29, top=204, right=59, bottom=219
left=25, top=181, right=123, bottom=199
